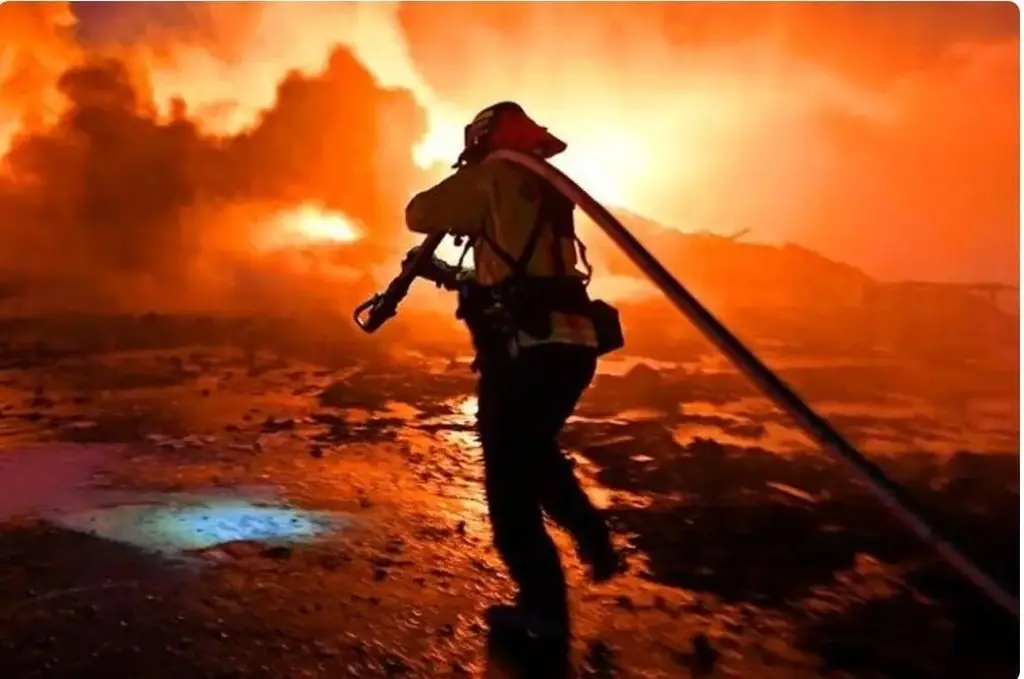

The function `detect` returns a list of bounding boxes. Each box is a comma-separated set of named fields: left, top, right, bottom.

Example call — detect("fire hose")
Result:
left=354, top=149, right=1018, bottom=617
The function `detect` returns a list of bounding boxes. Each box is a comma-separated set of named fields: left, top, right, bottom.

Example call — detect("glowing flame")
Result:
left=136, top=4, right=651, bottom=210
left=456, top=395, right=478, bottom=418
left=255, top=204, right=363, bottom=251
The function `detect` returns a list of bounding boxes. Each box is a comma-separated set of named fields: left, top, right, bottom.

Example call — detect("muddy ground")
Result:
left=0, top=314, right=1017, bottom=678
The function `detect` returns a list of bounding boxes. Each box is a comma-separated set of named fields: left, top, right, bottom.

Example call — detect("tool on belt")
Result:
left=353, top=229, right=624, bottom=359
left=354, top=159, right=624, bottom=357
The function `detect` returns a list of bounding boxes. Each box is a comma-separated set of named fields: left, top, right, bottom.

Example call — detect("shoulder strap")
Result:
left=574, top=235, right=593, bottom=285
left=474, top=166, right=585, bottom=281
left=474, top=206, right=548, bottom=280
left=547, top=211, right=566, bottom=277
left=540, top=180, right=579, bottom=279
left=512, top=219, right=548, bottom=278
left=480, top=151, right=595, bottom=286
left=476, top=231, right=515, bottom=270
left=455, top=236, right=473, bottom=269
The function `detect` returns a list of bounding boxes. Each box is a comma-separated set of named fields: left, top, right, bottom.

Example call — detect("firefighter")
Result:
left=405, top=102, right=624, bottom=641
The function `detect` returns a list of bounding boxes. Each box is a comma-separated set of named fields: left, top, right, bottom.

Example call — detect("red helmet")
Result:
left=454, top=101, right=567, bottom=167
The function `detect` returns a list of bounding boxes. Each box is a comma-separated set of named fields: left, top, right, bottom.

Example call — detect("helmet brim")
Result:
left=534, top=129, right=568, bottom=159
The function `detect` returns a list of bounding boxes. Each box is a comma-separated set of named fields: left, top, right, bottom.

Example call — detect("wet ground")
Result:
left=0, top=315, right=1017, bottom=678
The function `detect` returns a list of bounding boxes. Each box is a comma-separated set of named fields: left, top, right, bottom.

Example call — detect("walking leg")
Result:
left=477, top=360, right=570, bottom=633
left=516, top=345, right=621, bottom=580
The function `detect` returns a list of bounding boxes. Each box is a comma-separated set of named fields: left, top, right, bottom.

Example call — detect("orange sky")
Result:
left=397, top=2, right=1020, bottom=283
left=0, top=1, right=1019, bottom=290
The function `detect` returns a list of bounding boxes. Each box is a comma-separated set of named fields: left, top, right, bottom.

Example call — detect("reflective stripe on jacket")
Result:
left=406, top=159, right=597, bottom=349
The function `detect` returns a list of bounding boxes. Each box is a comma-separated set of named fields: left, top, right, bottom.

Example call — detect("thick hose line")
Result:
left=489, top=149, right=1019, bottom=618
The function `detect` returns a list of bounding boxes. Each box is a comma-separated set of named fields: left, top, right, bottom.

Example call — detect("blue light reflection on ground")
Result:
left=0, top=444, right=348, bottom=555
left=51, top=495, right=348, bottom=554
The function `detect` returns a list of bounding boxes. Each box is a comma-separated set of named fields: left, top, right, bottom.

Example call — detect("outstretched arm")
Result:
left=402, top=246, right=470, bottom=291
left=405, top=165, right=489, bottom=237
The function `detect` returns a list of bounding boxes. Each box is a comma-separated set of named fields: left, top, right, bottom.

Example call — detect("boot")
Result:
left=578, top=539, right=626, bottom=583
left=485, top=604, right=570, bottom=640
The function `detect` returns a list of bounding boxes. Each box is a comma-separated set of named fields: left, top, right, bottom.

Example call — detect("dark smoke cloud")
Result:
left=222, top=49, right=427, bottom=229
left=0, top=11, right=428, bottom=311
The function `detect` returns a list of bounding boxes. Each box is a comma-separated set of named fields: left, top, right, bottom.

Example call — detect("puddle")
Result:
left=569, top=451, right=652, bottom=510
left=384, top=400, right=422, bottom=420
left=0, top=444, right=349, bottom=556
left=411, top=396, right=479, bottom=449
left=451, top=395, right=478, bottom=418
left=597, top=355, right=681, bottom=376
left=52, top=492, right=347, bottom=555
left=613, top=408, right=663, bottom=422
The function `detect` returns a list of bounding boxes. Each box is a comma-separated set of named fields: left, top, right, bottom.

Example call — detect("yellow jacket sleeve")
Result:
left=405, top=165, right=490, bottom=237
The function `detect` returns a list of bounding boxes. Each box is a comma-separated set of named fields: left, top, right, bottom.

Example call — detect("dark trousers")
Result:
left=476, top=343, right=611, bottom=625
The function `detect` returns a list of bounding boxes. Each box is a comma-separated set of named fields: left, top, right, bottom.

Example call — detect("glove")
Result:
left=403, top=246, right=464, bottom=290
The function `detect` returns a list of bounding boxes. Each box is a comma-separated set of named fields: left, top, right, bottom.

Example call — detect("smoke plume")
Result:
left=0, top=2, right=428, bottom=314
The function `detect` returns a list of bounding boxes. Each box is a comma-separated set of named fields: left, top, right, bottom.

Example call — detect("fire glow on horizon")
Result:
left=254, top=204, right=364, bottom=252
left=0, top=2, right=1016, bottom=286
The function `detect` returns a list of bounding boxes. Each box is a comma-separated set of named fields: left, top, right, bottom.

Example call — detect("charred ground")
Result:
left=0, top=302, right=1016, bottom=679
